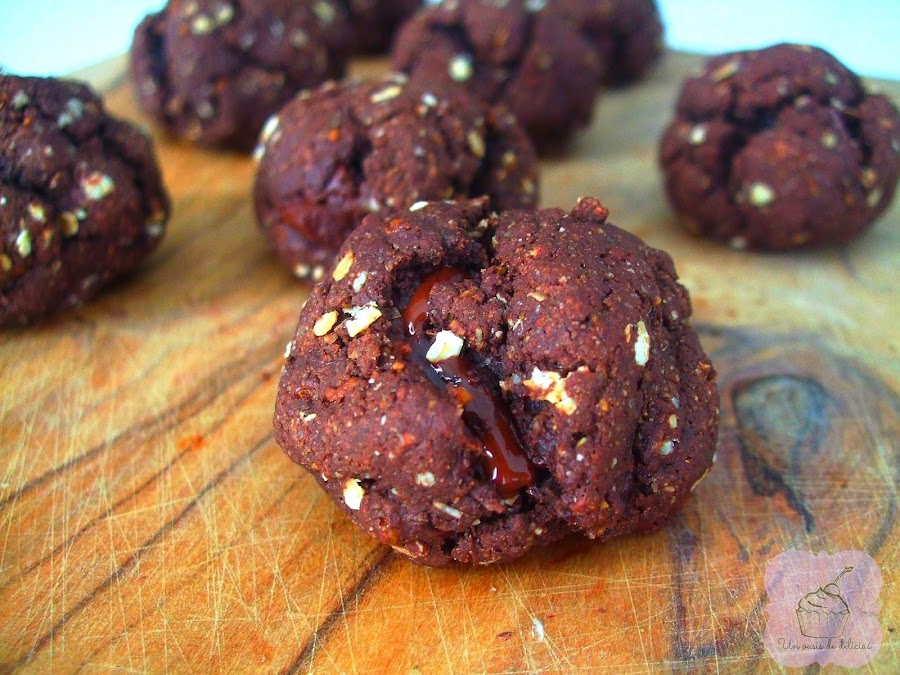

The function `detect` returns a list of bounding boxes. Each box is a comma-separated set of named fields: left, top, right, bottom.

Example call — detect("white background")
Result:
left=0, top=0, right=898, bottom=79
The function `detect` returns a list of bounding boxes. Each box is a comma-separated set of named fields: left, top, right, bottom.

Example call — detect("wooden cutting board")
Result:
left=1, top=52, right=898, bottom=673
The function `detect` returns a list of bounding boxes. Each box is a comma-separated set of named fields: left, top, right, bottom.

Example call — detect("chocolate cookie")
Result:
left=130, top=0, right=349, bottom=150
left=275, top=197, right=719, bottom=566
left=554, top=0, right=664, bottom=85
left=1, top=75, right=170, bottom=326
left=390, top=0, right=603, bottom=150
left=339, top=0, right=421, bottom=54
left=253, top=74, right=539, bottom=280
left=660, top=44, right=900, bottom=250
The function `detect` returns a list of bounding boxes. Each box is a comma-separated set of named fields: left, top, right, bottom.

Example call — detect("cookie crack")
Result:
left=149, top=4, right=340, bottom=142
left=426, top=7, right=538, bottom=103
left=678, top=73, right=874, bottom=237
left=141, top=13, right=172, bottom=116
left=2, top=103, right=161, bottom=291
left=720, top=73, right=870, bottom=177
left=394, top=260, right=540, bottom=498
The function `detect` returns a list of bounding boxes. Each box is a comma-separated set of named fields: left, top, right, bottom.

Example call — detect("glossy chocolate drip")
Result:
left=403, top=268, right=536, bottom=497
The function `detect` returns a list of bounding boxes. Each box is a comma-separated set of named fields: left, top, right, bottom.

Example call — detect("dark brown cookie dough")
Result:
left=253, top=74, right=539, bottom=279
left=390, top=0, right=603, bottom=151
left=1, top=75, right=170, bottom=327
left=660, top=44, right=900, bottom=250
left=275, top=197, right=719, bottom=566
left=554, top=0, right=664, bottom=85
left=338, top=0, right=421, bottom=54
left=130, top=0, right=349, bottom=151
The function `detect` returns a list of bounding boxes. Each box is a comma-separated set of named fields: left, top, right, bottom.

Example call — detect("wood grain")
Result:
left=1, top=52, right=897, bottom=673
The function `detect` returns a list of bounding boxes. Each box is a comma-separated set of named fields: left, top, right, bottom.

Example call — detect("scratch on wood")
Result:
left=67, top=475, right=308, bottom=672
left=8, top=434, right=273, bottom=668
left=1, top=378, right=267, bottom=591
left=283, top=547, right=394, bottom=674
left=0, top=341, right=281, bottom=513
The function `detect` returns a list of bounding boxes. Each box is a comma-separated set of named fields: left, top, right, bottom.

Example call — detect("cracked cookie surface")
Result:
left=253, top=74, right=539, bottom=279
left=390, top=0, right=603, bottom=151
left=130, top=0, right=349, bottom=150
left=660, top=43, right=900, bottom=250
left=554, top=0, right=664, bottom=85
left=275, top=197, right=719, bottom=566
left=1, top=74, right=170, bottom=327
left=337, top=0, right=421, bottom=54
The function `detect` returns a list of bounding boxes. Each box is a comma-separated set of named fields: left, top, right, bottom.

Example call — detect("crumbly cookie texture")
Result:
left=275, top=197, right=719, bottom=566
left=553, top=0, right=664, bottom=85
left=253, top=74, right=539, bottom=278
left=660, top=43, right=900, bottom=250
left=130, top=0, right=349, bottom=150
left=390, top=0, right=603, bottom=151
left=1, top=74, right=170, bottom=326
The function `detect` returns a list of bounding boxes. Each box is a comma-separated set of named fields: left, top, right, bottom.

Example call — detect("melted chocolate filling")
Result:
left=402, top=268, right=536, bottom=497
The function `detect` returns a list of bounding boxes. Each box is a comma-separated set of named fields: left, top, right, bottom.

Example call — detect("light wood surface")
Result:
left=1, top=52, right=898, bottom=673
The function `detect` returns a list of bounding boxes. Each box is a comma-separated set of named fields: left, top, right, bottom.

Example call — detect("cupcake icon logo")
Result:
left=796, top=566, right=853, bottom=638
left=764, top=550, right=882, bottom=667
